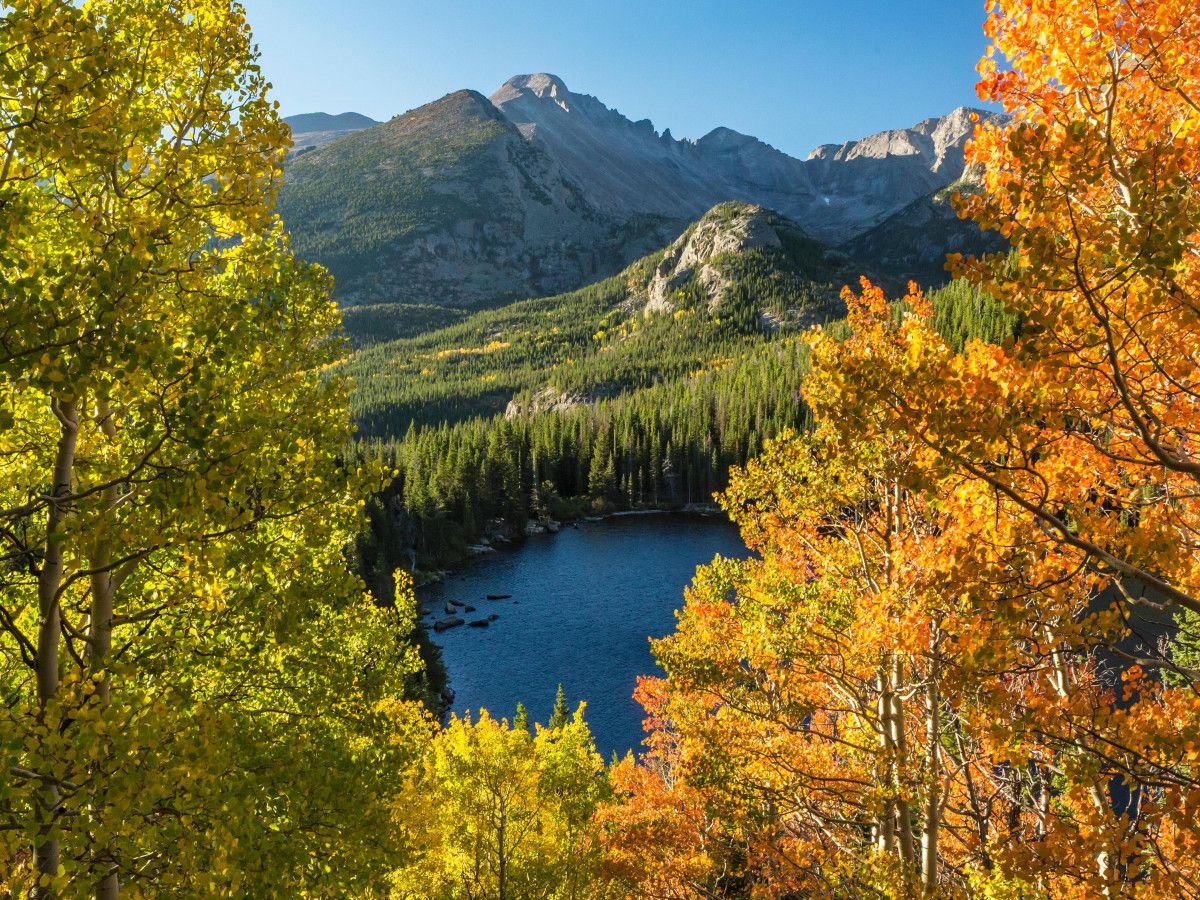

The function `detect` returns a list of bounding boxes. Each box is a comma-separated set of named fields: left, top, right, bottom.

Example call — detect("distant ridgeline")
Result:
left=277, top=75, right=1005, bottom=316
left=344, top=204, right=1018, bottom=574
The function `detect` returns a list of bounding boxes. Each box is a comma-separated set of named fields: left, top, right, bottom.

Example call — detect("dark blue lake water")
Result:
left=420, top=513, right=746, bottom=758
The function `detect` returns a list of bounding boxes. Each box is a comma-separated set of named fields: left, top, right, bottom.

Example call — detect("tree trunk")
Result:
left=89, top=401, right=119, bottom=900
left=876, top=667, right=897, bottom=854
left=921, top=647, right=941, bottom=896
left=1044, top=626, right=1113, bottom=898
left=890, top=655, right=916, bottom=872
left=34, top=397, right=79, bottom=893
left=497, top=795, right=507, bottom=900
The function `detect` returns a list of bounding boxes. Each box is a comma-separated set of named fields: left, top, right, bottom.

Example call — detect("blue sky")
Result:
left=244, top=1, right=992, bottom=157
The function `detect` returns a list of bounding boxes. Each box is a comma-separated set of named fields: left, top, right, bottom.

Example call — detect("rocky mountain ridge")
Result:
left=491, top=74, right=998, bottom=243
left=277, top=75, right=1003, bottom=308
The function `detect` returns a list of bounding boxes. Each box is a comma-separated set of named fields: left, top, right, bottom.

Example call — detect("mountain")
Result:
left=802, top=107, right=987, bottom=241
left=277, top=90, right=679, bottom=306
left=489, top=73, right=748, bottom=219
left=491, top=74, right=995, bottom=243
left=345, top=202, right=844, bottom=436
left=284, top=111, right=379, bottom=151
left=277, top=74, right=1001, bottom=308
left=837, top=169, right=1007, bottom=289
left=278, top=91, right=681, bottom=306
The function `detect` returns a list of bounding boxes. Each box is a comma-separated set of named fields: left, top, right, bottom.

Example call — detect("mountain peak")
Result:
left=697, top=126, right=760, bottom=149
left=491, top=73, right=571, bottom=106
left=284, top=111, right=380, bottom=152
left=285, top=111, right=378, bottom=132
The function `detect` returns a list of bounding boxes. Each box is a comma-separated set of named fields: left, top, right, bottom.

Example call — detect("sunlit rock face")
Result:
left=492, top=73, right=998, bottom=242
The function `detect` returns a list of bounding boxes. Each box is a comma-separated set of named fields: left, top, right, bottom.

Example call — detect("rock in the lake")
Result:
left=433, top=617, right=465, bottom=632
left=487, top=593, right=512, bottom=600
left=487, top=614, right=499, bottom=622
left=464, top=605, right=476, bottom=612
left=468, top=619, right=490, bottom=628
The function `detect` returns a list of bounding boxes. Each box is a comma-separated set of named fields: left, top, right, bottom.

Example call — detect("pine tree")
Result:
left=548, top=684, right=569, bottom=730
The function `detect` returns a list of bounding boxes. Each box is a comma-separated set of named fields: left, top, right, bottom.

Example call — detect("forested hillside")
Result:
left=351, top=273, right=1017, bottom=571
left=347, top=202, right=842, bottom=436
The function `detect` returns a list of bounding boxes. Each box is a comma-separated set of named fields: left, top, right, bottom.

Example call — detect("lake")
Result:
left=420, top=513, right=746, bottom=758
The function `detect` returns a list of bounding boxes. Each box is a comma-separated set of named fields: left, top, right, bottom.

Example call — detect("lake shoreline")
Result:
left=413, top=503, right=725, bottom=589
left=415, top=511, right=744, bottom=754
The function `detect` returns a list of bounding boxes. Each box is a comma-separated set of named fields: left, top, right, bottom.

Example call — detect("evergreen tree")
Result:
left=548, top=684, right=569, bottom=730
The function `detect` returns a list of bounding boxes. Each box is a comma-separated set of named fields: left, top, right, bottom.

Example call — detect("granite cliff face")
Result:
left=278, top=74, right=1001, bottom=308
left=490, top=74, right=754, bottom=219
left=491, top=74, right=997, bottom=243
left=804, top=106, right=989, bottom=241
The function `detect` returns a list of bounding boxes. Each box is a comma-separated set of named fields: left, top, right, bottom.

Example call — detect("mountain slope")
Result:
left=346, top=202, right=844, bottom=436
left=278, top=74, right=1002, bottom=309
left=490, top=73, right=757, bottom=219
left=278, top=90, right=680, bottom=306
left=838, top=172, right=1008, bottom=289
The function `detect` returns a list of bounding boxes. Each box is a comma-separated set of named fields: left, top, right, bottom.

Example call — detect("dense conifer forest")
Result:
left=350, top=280, right=1018, bottom=571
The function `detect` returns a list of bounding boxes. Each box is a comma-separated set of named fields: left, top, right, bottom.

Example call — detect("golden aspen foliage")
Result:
left=603, top=2, right=1200, bottom=896
left=0, top=2, right=429, bottom=895
left=391, top=705, right=613, bottom=900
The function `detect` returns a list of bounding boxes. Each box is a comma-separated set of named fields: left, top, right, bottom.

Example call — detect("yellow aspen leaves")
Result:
left=1, top=2, right=428, bottom=896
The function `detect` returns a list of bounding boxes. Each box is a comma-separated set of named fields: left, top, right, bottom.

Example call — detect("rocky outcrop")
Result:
left=504, top=386, right=620, bottom=419
left=642, top=203, right=842, bottom=319
left=647, top=204, right=784, bottom=312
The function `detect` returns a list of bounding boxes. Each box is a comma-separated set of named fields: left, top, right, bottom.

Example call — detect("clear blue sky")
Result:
left=243, top=0, right=992, bottom=157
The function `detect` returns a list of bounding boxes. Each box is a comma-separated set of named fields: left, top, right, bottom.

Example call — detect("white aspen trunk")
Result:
left=877, top=667, right=896, bottom=854
left=497, top=793, right=507, bottom=900
left=34, top=398, right=79, bottom=894
left=1043, top=626, right=1113, bottom=897
left=891, top=655, right=917, bottom=872
left=90, top=402, right=119, bottom=900
left=921, top=647, right=941, bottom=896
